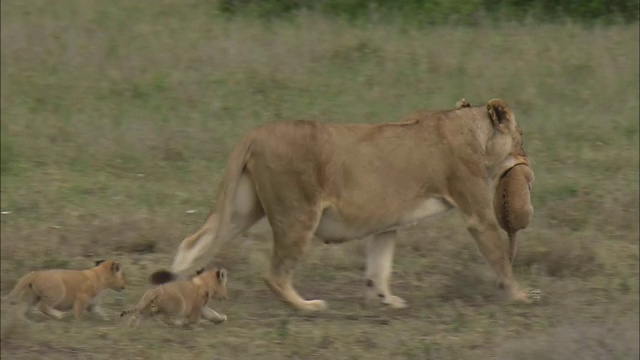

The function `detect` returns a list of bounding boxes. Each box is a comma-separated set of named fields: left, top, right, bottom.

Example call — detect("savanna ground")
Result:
left=1, top=1, right=638, bottom=359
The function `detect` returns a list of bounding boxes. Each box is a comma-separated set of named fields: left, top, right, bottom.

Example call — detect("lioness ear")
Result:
left=95, top=259, right=105, bottom=266
left=486, top=98, right=514, bottom=131
left=196, top=267, right=205, bottom=275
left=111, top=262, right=120, bottom=273
left=216, top=268, right=227, bottom=282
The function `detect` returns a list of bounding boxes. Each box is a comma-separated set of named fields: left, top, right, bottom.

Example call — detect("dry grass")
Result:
left=1, top=1, right=639, bottom=359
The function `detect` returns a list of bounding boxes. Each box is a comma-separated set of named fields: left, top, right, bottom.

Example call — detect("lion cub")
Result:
left=120, top=267, right=228, bottom=329
left=2, top=259, right=126, bottom=321
left=494, top=164, right=534, bottom=263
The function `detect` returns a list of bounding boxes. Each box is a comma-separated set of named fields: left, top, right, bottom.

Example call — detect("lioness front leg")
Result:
left=364, top=230, right=407, bottom=309
left=465, top=211, right=530, bottom=303
left=453, top=175, right=533, bottom=303
left=201, top=306, right=227, bottom=324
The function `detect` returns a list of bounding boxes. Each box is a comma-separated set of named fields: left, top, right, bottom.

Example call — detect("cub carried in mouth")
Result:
left=2, top=259, right=126, bottom=321
left=494, top=163, right=534, bottom=263
left=120, top=267, right=228, bottom=329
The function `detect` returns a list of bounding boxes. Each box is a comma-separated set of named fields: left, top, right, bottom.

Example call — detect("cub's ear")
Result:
left=216, top=268, right=227, bottom=282
left=486, top=98, right=514, bottom=131
left=95, top=259, right=105, bottom=266
left=111, top=262, right=121, bottom=273
left=196, top=267, right=205, bottom=275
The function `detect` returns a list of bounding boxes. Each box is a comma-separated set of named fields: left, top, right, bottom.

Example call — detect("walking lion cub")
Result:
left=120, top=267, right=228, bottom=329
left=2, top=259, right=126, bottom=321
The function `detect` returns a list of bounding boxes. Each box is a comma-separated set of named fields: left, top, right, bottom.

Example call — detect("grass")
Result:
left=1, top=1, right=639, bottom=359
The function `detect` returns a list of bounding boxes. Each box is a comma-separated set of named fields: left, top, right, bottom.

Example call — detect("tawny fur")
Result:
left=152, top=98, right=534, bottom=311
left=455, top=98, right=471, bottom=108
left=2, top=260, right=126, bottom=321
left=494, top=164, right=534, bottom=264
left=121, top=267, right=228, bottom=328
left=456, top=98, right=534, bottom=264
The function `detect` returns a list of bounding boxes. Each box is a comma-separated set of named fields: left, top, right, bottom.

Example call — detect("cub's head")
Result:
left=95, top=259, right=126, bottom=291
left=485, top=98, right=529, bottom=173
left=195, top=267, right=228, bottom=300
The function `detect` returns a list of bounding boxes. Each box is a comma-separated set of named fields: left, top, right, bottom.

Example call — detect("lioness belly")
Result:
left=314, top=211, right=372, bottom=243
left=400, top=198, right=452, bottom=224
left=314, top=198, right=451, bottom=243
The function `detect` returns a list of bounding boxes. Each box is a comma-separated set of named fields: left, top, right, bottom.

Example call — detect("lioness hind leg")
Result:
left=364, top=230, right=407, bottom=309
left=265, top=209, right=327, bottom=311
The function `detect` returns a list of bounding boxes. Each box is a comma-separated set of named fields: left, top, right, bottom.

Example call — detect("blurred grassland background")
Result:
left=1, top=0, right=638, bottom=359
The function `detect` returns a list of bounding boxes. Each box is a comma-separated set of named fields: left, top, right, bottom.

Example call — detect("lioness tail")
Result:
left=210, top=136, right=254, bottom=255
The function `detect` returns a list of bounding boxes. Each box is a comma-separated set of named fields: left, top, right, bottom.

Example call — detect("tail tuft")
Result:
left=150, top=270, right=175, bottom=285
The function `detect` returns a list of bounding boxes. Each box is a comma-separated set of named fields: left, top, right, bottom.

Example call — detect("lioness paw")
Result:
left=300, top=300, right=328, bottom=311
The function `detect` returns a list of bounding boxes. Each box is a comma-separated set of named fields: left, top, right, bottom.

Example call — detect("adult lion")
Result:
left=152, top=98, right=533, bottom=311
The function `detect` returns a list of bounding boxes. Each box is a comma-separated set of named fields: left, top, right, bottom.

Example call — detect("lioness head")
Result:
left=95, top=259, right=126, bottom=291
left=484, top=98, right=529, bottom=177
left=194, top=267, right=228, bottom=300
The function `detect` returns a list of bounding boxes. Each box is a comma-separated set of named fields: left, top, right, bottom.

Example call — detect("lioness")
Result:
left=152, top=98, right=534, bottom=311
left=2, top=260, right=126, bottom=321
left=121, top=267, right=228, bottom=328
